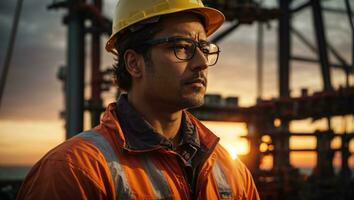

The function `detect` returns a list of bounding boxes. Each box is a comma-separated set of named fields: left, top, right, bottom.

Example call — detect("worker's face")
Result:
left=141, top=13, right=208, bottom=111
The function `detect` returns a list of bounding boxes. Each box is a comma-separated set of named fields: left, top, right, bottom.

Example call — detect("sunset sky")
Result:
left=0, top=0, right=353, bottom=172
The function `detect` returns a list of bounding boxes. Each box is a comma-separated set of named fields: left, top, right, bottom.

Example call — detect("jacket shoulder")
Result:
left=42, top=133, right=108, bottom=172
left=17, top=132, right=114, bottom=199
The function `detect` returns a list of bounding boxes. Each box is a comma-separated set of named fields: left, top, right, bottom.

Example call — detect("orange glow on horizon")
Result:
left=0, top=120, right=65, bottom=166
left=0, top=118, right=353, bottom=170
left=202, top=121, right=249, bottom=160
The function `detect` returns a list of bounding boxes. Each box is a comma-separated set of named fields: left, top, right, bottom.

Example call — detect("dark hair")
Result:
left=113, top=21, right=163, bottom=91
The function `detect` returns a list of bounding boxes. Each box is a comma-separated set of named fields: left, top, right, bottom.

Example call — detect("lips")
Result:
left=184, top=78, right=206, bottom=87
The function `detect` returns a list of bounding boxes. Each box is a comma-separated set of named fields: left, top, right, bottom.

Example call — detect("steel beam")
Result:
left=311, top=0, right=332, bottom=91
left=90, top=0, right=103, bottom=127
left=275, top=0, right=291, bottom=179
left=278, top=0, right=291, bottom=98
left=291, top=55, right=351, bottom=71
left=291, top=26, right=352, bottom=73
left=257, top=22, right=264, bottom=99
left=345, top=0, right=354, bottom=87
left=0, top=0, right=24, bottom=109
left=210, top=21, right=240, bottom=44
left=66, top=0, right=85, bottom=138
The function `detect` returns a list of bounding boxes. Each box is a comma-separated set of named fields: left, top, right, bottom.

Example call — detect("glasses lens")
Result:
left=173, top=40, right=195, bottom=60
left=206, top=53, right=218, bottom=66
left=171, top=38, right=219, bottom=66
left=202, top=43, right=219, bottom=66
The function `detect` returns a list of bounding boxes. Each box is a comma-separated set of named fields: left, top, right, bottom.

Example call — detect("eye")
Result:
left=173, top=39, right=195, bottom=59
left=174, top=41, right=193, bottom=50
left=199, top=44, right=212, bottom=54
left=201, top=43, right=219, bottom=54
left=201, top=46, right=210, bottom=54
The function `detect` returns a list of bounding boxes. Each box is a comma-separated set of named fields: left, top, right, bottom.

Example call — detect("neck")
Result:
left=127, top=92, right=182, bottom=139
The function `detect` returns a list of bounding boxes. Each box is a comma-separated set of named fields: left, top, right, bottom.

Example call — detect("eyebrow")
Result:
left=176, top=37, right=211, bottom=45
left=168, top=35, right=209, bottom=43
left=167, top=31, right=207, bottom=41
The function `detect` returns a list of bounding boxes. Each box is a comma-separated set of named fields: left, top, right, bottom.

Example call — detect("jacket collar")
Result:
left=115, top=94, right=201, bottom=151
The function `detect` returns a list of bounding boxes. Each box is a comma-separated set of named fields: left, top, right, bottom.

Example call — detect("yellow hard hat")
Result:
left=105, top=0, right=225, bottom=54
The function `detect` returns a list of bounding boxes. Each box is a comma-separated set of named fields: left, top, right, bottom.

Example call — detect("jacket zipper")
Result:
left=172, top=153, right=194, bottom=199
left=191, top=138, right=220, bottom=199
left=174, top=137, right=220, bottom=199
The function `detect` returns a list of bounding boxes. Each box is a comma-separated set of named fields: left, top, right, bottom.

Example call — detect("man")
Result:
left=17, top=0, right=260, bottom=199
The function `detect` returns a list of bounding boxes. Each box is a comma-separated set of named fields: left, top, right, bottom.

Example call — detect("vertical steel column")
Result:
left=66, top=0, right=85, bottom=138
left=272, top=119, right=291, bottom=170
left=278, top=0, right=291, bottom=98
left=340, top=134, right=351, bottom=179
left=345, top=0, right=353, bottom=87
left=314, top=131, right=334, bottom=178
left=257, top=22, right=264, bottom=99
left=311, top=0, right=332, bottom=91
left=246, top=120, right=262, bottom=172
left=276, top=0, right=291, bottom=172
left=90, top=0, right=103, bottom=127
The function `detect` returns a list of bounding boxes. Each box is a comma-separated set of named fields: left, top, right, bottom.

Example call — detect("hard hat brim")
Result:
left=105, top=6, right=225, bottom=55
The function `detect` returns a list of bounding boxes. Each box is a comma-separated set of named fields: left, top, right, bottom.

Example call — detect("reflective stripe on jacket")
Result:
left=17, top=103, right=260, bottom=200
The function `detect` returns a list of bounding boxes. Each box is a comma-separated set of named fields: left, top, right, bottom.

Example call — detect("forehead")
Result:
left=154, top=12, right=207, bottom=39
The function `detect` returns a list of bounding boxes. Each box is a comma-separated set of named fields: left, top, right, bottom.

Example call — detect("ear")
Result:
left=124, top=49, right=144, bottom=78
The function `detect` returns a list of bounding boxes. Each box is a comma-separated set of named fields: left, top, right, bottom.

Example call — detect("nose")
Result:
left=189, top=47, right=208, bottom=71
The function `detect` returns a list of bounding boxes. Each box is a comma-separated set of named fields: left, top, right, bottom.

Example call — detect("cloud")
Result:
left=0, top=0, right=66, bottom=120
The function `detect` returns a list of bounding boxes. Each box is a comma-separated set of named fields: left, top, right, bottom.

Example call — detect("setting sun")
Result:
left=202, top=121, right=249, bottom=160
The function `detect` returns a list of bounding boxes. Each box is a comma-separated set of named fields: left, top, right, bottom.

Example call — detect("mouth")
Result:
left=184, top=78, right=206, bottom=87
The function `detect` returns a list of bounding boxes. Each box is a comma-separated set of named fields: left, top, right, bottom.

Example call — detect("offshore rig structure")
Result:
left=48, top=0, right=353, bottom=199
left=1, top=0, right=352, bottom=199
left=194, top=1, right=354, bottom=199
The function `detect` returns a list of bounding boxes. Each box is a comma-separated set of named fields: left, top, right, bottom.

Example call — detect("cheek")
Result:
left=158, top=67, right=184, bottom=89
left=149, top=48, right=191, bottom=89
left=152, top=57, right=186, bottom=84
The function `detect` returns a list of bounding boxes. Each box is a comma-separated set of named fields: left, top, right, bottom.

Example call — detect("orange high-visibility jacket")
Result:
left=17, top=100, right=260, bottom=200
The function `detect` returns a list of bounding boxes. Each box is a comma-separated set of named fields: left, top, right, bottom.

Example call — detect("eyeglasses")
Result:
left=141, top=37, right=220, bottom=66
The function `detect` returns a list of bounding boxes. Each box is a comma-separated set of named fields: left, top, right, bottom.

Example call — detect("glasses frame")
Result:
left=140, top=37, right=220, bottom=66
